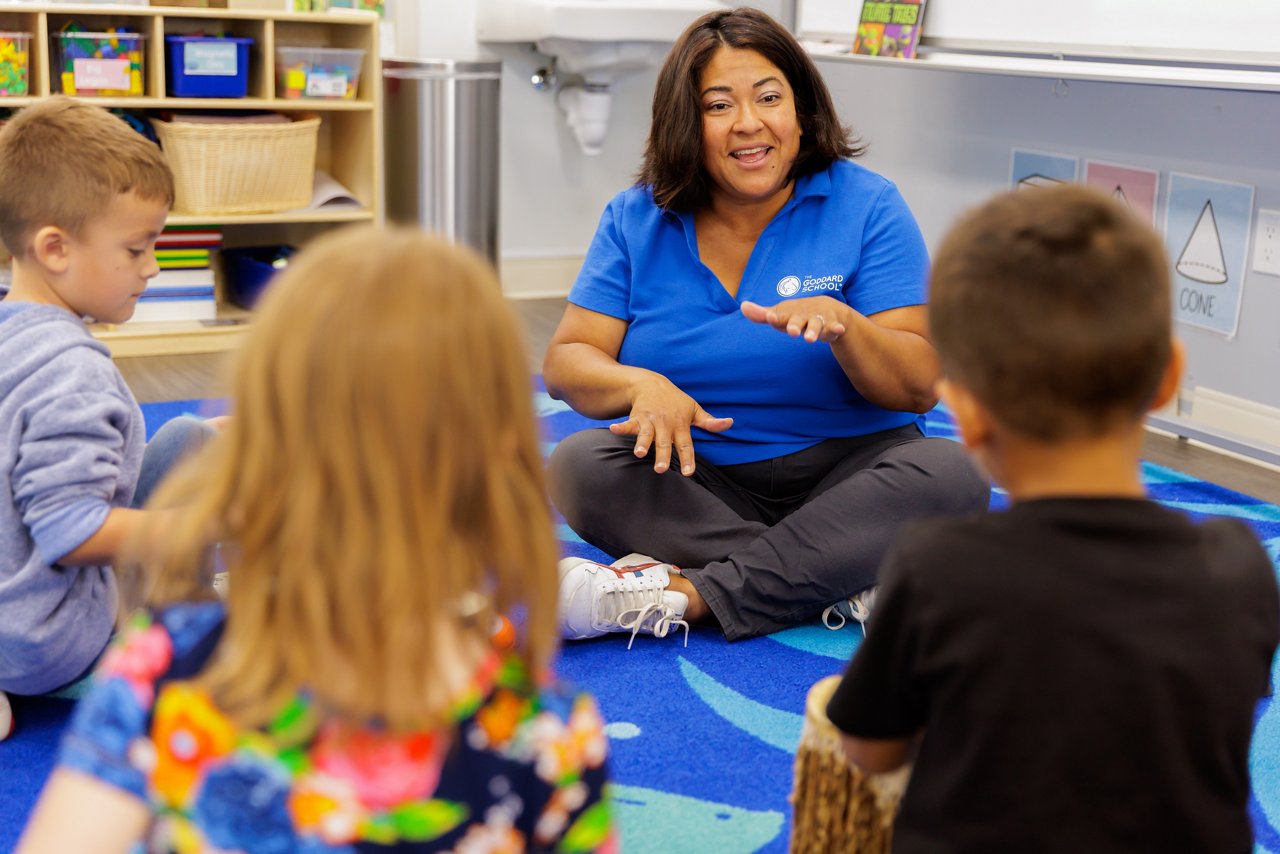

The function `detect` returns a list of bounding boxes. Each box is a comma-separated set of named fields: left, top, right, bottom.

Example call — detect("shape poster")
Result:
left=1085, top=160, right=1159, bottom=226
left=1009, top=149, right=1078, bottom=191
left=1164, top=172, right=1254, bottom=338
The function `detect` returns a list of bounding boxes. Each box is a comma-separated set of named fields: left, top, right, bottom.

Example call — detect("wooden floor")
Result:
left=118, top=297, right=1280, bottom=506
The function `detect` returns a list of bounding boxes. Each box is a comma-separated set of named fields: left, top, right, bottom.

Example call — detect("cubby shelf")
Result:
left=0, top=2, right=384, bottom=356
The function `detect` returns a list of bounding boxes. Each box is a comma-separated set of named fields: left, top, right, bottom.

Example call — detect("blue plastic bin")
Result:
left=223, top=245, right=293, bottom=309
left=166, top=36, right=254, bottom=98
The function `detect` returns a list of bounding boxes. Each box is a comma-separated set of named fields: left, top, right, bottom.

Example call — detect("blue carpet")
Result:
left=0, top=389, right=1277, bottom=853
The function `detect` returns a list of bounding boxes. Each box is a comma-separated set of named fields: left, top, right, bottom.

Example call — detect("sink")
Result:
left=476, top=0, right=727, bottom=154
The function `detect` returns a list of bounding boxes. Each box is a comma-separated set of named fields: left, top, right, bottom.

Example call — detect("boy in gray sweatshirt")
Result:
left=0, top=98, right=212, bottom=739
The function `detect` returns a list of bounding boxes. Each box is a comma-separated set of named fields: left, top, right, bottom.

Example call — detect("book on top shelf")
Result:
left=853, top=0, right=927, bottom=60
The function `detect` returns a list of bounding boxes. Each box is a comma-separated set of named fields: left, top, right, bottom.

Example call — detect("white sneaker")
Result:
left=0, top=691, right=13, bottom=742
left=822, top=586, right=879, bottom=635
left=559, top=554, right=690, bottom=649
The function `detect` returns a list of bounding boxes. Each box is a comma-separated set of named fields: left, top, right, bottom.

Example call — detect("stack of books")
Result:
left=130, top=225, right=221, bottom=324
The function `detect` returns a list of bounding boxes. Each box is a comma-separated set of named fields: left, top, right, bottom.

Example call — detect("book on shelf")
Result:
left=148, top=268, right=216, bottom=290
left=157, top=247, right=211, bottom=259
left=853, top=0, right=927, bottom=60
left=133, top=265, right=217, bottom=323
left=156, top=257, right=213, bottom=270
left=142, top=287, right=215, bottom=301
left=128, top=295, right=217, bottom=325
left=157, top=250, right=212, bottom=266
left=157, top=227, right=223, bottom=249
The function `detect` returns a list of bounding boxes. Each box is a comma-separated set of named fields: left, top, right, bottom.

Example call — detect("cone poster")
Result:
left=1010, top=149, right=1078, bottom=191
left=1085, top=160, right=1159, bottom=226
left=1164, top=172, right=1254, bottom=338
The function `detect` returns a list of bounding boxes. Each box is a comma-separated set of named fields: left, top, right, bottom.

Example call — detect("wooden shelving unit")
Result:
left=0, top=2, right=384, bottom=357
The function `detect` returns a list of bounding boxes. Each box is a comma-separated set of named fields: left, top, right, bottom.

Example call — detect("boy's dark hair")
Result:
left=929, top=184, right=1173, bottom=441
left=0, top=96, right=174, bottom=260
left=637, top=6, right=863, bottom=212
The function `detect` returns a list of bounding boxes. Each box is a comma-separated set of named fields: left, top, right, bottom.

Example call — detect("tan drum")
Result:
left=790, top=676, right=911, bottom=853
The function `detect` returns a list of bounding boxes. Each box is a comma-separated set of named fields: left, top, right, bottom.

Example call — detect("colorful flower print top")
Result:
left=57, top=604, right=617, bottom=853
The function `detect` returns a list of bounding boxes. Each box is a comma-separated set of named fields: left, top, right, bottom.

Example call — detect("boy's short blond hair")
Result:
left=0, top=96, right=174, bottom=259
left=929, top=185, right=1173, bottom=441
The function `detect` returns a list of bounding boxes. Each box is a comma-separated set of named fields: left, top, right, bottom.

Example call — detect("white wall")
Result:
left=382, top=2, right=1279, bottom=417
left=385, top=0, right=794, bottom=262
left=817, top=61, right=1280, bottom=413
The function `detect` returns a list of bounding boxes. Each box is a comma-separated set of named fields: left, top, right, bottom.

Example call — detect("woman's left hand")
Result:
left=741, top=299, right=940, bottom=413
left=741, top=298, right=849, bottom=344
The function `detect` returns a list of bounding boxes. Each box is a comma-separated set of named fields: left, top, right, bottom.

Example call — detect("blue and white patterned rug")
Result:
left=535, top=384, right=1280, bottom=854
left=0, top=387, right=1277, bottom=853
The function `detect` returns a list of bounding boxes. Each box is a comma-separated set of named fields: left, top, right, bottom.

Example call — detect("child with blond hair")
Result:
left=0, top=97, right=215, bottom=740
left=828, top=185, right=1278, bottom=852
left=17, top=226, right=616, bottom=853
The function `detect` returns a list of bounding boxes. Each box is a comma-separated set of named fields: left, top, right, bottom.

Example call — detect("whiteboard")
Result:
left=798, top=0, right=1280, bottom=63
left=807, top=55, right=1280, bottom=461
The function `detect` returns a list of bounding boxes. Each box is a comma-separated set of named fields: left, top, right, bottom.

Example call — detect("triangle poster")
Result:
left=1084, top=160, right=1159, bottom=226
left=1163, top=172, right=1254, bottom=338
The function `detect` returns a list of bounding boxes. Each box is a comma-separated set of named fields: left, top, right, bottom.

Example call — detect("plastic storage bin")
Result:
left=223, top=245, right=294, bottom=309
left=53, top=31, right=145, bottom=96
left=275, top=45, right=364, bottom=99
left=0, top=32, right=31, bottom=97
left=166, top=36, right=254, bottom=98
left=151, top=116, right=319, bottom=215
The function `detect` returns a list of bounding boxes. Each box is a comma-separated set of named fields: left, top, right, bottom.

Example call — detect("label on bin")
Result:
left=306, top=71, right=348, bottom=97
left=74, top=58, right=130, bottom=90
left=184, top=42, right=238, bottom=76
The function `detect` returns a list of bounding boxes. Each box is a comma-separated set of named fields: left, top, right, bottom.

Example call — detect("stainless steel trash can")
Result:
left=383, top=59, right=501, bottom=263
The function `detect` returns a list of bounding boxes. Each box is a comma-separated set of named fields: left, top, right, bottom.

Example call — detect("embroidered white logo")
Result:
left=776, top=274, right=846, bottom=297
left=776, top=276, right=801, bottom=297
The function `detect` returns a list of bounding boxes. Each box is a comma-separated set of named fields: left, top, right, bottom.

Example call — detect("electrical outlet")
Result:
left=1252, top=208, right=1280, bottom=277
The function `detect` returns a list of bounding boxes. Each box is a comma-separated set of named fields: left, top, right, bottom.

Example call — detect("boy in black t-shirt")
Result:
left=826, top=185, right=1279, bottom=853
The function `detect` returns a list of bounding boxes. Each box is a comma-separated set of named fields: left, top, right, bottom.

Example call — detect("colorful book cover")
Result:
left=156, top=258, right=212, bottom=270
left=157, top=233, right=222, bottom=249
left=158, top=225, right=223, bottom=250
left=157, top=249, right=211, bottom=261
left=853, top=0, right=927, bottom=60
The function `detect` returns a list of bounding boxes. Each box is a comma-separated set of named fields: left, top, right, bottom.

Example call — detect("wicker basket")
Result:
left=152, top=116, right=320, bottom=215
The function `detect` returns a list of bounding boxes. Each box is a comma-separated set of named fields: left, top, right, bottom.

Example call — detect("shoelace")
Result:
left=596, top=578, right=690, bottom=649
left=821, top=587, right=878, bottom=635
left=618, top=600, right=690, bottom=650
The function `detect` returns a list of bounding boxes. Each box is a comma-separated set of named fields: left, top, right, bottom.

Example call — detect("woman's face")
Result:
left=698, top=46, right=801, bottom=208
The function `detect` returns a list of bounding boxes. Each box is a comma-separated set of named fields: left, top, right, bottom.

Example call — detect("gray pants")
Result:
left=548, top=425, right=989, bottom=641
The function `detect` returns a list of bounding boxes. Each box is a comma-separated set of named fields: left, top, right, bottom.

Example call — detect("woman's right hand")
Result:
left=611, top=376, right=732, bottom=476
left=544, top=305, right=731, bottom=475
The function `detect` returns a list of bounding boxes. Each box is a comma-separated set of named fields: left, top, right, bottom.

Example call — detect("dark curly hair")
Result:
left=637, top=7, right=863, bottom=212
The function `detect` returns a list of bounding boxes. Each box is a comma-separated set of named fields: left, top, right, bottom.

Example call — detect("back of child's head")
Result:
left=0, top=96, right=173, bottom=259
left=929, top=184, right=1172, bottom=441
left=130, top=225, right=559, bottom=731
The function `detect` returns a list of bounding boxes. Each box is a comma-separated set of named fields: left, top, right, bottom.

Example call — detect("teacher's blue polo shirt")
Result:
left=568, top=159, right=929, bottom=466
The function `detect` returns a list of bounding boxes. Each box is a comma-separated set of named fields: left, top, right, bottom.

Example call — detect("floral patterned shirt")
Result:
left=57, top=604, right=616, bottom=853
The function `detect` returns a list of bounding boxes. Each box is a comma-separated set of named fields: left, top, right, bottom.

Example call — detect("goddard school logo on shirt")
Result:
left=776, top=274, right=845, bottom=298
left=776, top=276, right=801, bottom=297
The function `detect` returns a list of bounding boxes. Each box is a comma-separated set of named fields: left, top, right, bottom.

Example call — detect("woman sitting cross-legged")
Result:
left=547, top=8, right=989, bottom=645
